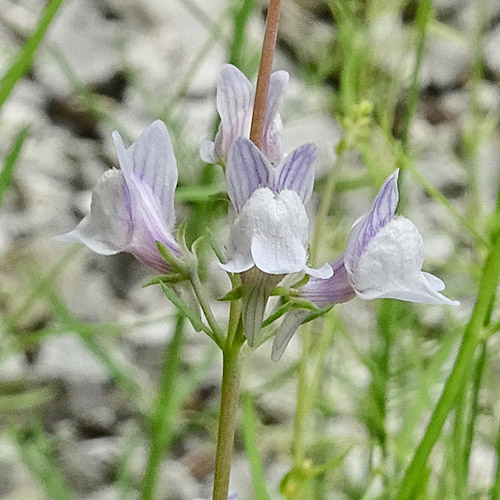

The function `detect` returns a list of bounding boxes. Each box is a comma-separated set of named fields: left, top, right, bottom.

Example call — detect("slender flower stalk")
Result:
left=189, top=270, right=224, bottom=345
left=212, top=2, right=283, bottom=499
left=212, top=343, right=242, bottom=500
left=250, top=0, right=282, bottom=148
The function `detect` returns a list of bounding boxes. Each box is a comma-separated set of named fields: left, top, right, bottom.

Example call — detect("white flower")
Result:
left=221, top=137, right=332, bottom=279
left=221, top=137, right=332, bottom=345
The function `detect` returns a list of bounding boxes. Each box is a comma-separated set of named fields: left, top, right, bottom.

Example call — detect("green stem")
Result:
left=212, top=344, right=242, bottom=500
left=464, top=340, right=487, bottom=475
left=401, top=0, right=432, bottom=152
left=395, top=235, right=500, bottom=500
left=453, top=383, right=467, bottom=500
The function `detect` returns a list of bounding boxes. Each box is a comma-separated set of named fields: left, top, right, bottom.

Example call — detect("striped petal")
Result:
left=274, top=143, right=316, bottom=204
left=226, top=138, right=272, bottom=212
left=112, top=120, right=177, bottom=229
left=213, top=64, right=254, bottom=162
left=345, top=169, right=399, bottom=269
left=201, top=65, right=289, bottom=165
left=59, top=169, right=132, bottom=255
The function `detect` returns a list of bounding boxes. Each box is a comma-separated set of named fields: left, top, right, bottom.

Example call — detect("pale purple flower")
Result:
left=60, top=120, right=180, bottom=273
left=220, top=137, right=332, bottom=279
left=200, top=64, right=288, bottom=165
left=220, top=137, right=332, bottom=345
left=272, top=169, right=459, bottom=360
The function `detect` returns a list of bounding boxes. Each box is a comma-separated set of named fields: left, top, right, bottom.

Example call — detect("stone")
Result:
left=59, top=437, right=119, bottom=493
left=484, top=24, right=500, bottom=79
left=35, top=334, right=109, bottom=385
left=422, top=33, right=471, bottom=89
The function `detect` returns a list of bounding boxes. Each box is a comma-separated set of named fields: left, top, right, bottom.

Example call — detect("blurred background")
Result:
left=0, top=0, right=499, bottom=499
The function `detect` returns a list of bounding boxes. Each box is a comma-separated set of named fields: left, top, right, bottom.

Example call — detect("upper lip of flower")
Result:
left=200, top=64, right=289, bottom=165
left=226, top=137, right=317, bottom=212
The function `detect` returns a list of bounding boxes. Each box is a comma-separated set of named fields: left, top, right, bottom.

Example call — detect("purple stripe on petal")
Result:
left=345, top=169, right=399, bottom=267
left=263, top=71, right=288, bottom=133
left=274, top=143, right=316, bottom=204
left=112, top=121, right=178, bottom=229
left=226, top=138, right=273, bottom=212
left=216, top=65, right=254, bottom=159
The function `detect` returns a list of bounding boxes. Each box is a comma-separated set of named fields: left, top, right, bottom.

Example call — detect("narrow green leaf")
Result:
left=302, top=305, right=333, bottom=323
left=492, top=422, right=500, bottom=500
left=270, top=286, right=300, bottom=298
left=143, top=273, right=184, bottom=287
left=261, top=301, right=293, bottom=328
left=207, top=229, right=226, bottom=264
left=174, top=184, right=226, bottom=202
left=156, top=241, right=187, bottom=274
left=218, top=286, right=243, bottom=302
left=13, top=421, right=75, bottom=500
left=395, top=232, right=500, bottom=500
left=0, top=386, right=54, bottom=413
left=0, top=127, right=29, bottom=208
left=242, top=393, right=271, bottom=500
left=0, top=0, right=65, bottom=111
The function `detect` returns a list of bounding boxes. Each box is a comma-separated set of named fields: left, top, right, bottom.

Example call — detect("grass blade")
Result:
left=395, top=234, right=500, bottom=500
left=140, top=315, right=185, bottom=500
left=0, top=0, right=65, bottom=111
left=0, top=127, right=29, bottom=208
left=13, top=421, right=75, bottom=500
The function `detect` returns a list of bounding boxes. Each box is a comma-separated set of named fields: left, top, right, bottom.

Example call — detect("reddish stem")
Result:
left=249, top=0, right=282, bottom=149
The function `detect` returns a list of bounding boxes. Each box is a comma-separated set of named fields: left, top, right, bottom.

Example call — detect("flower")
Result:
left=60, top=120, right=180, bottom=273
left=272, top=169, right=459, bottom=360
left=220, top=137, right=332, bottom=345
left=220, top=137, right=332, bottom=279
left=200, top=64, right=288, bottom=165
